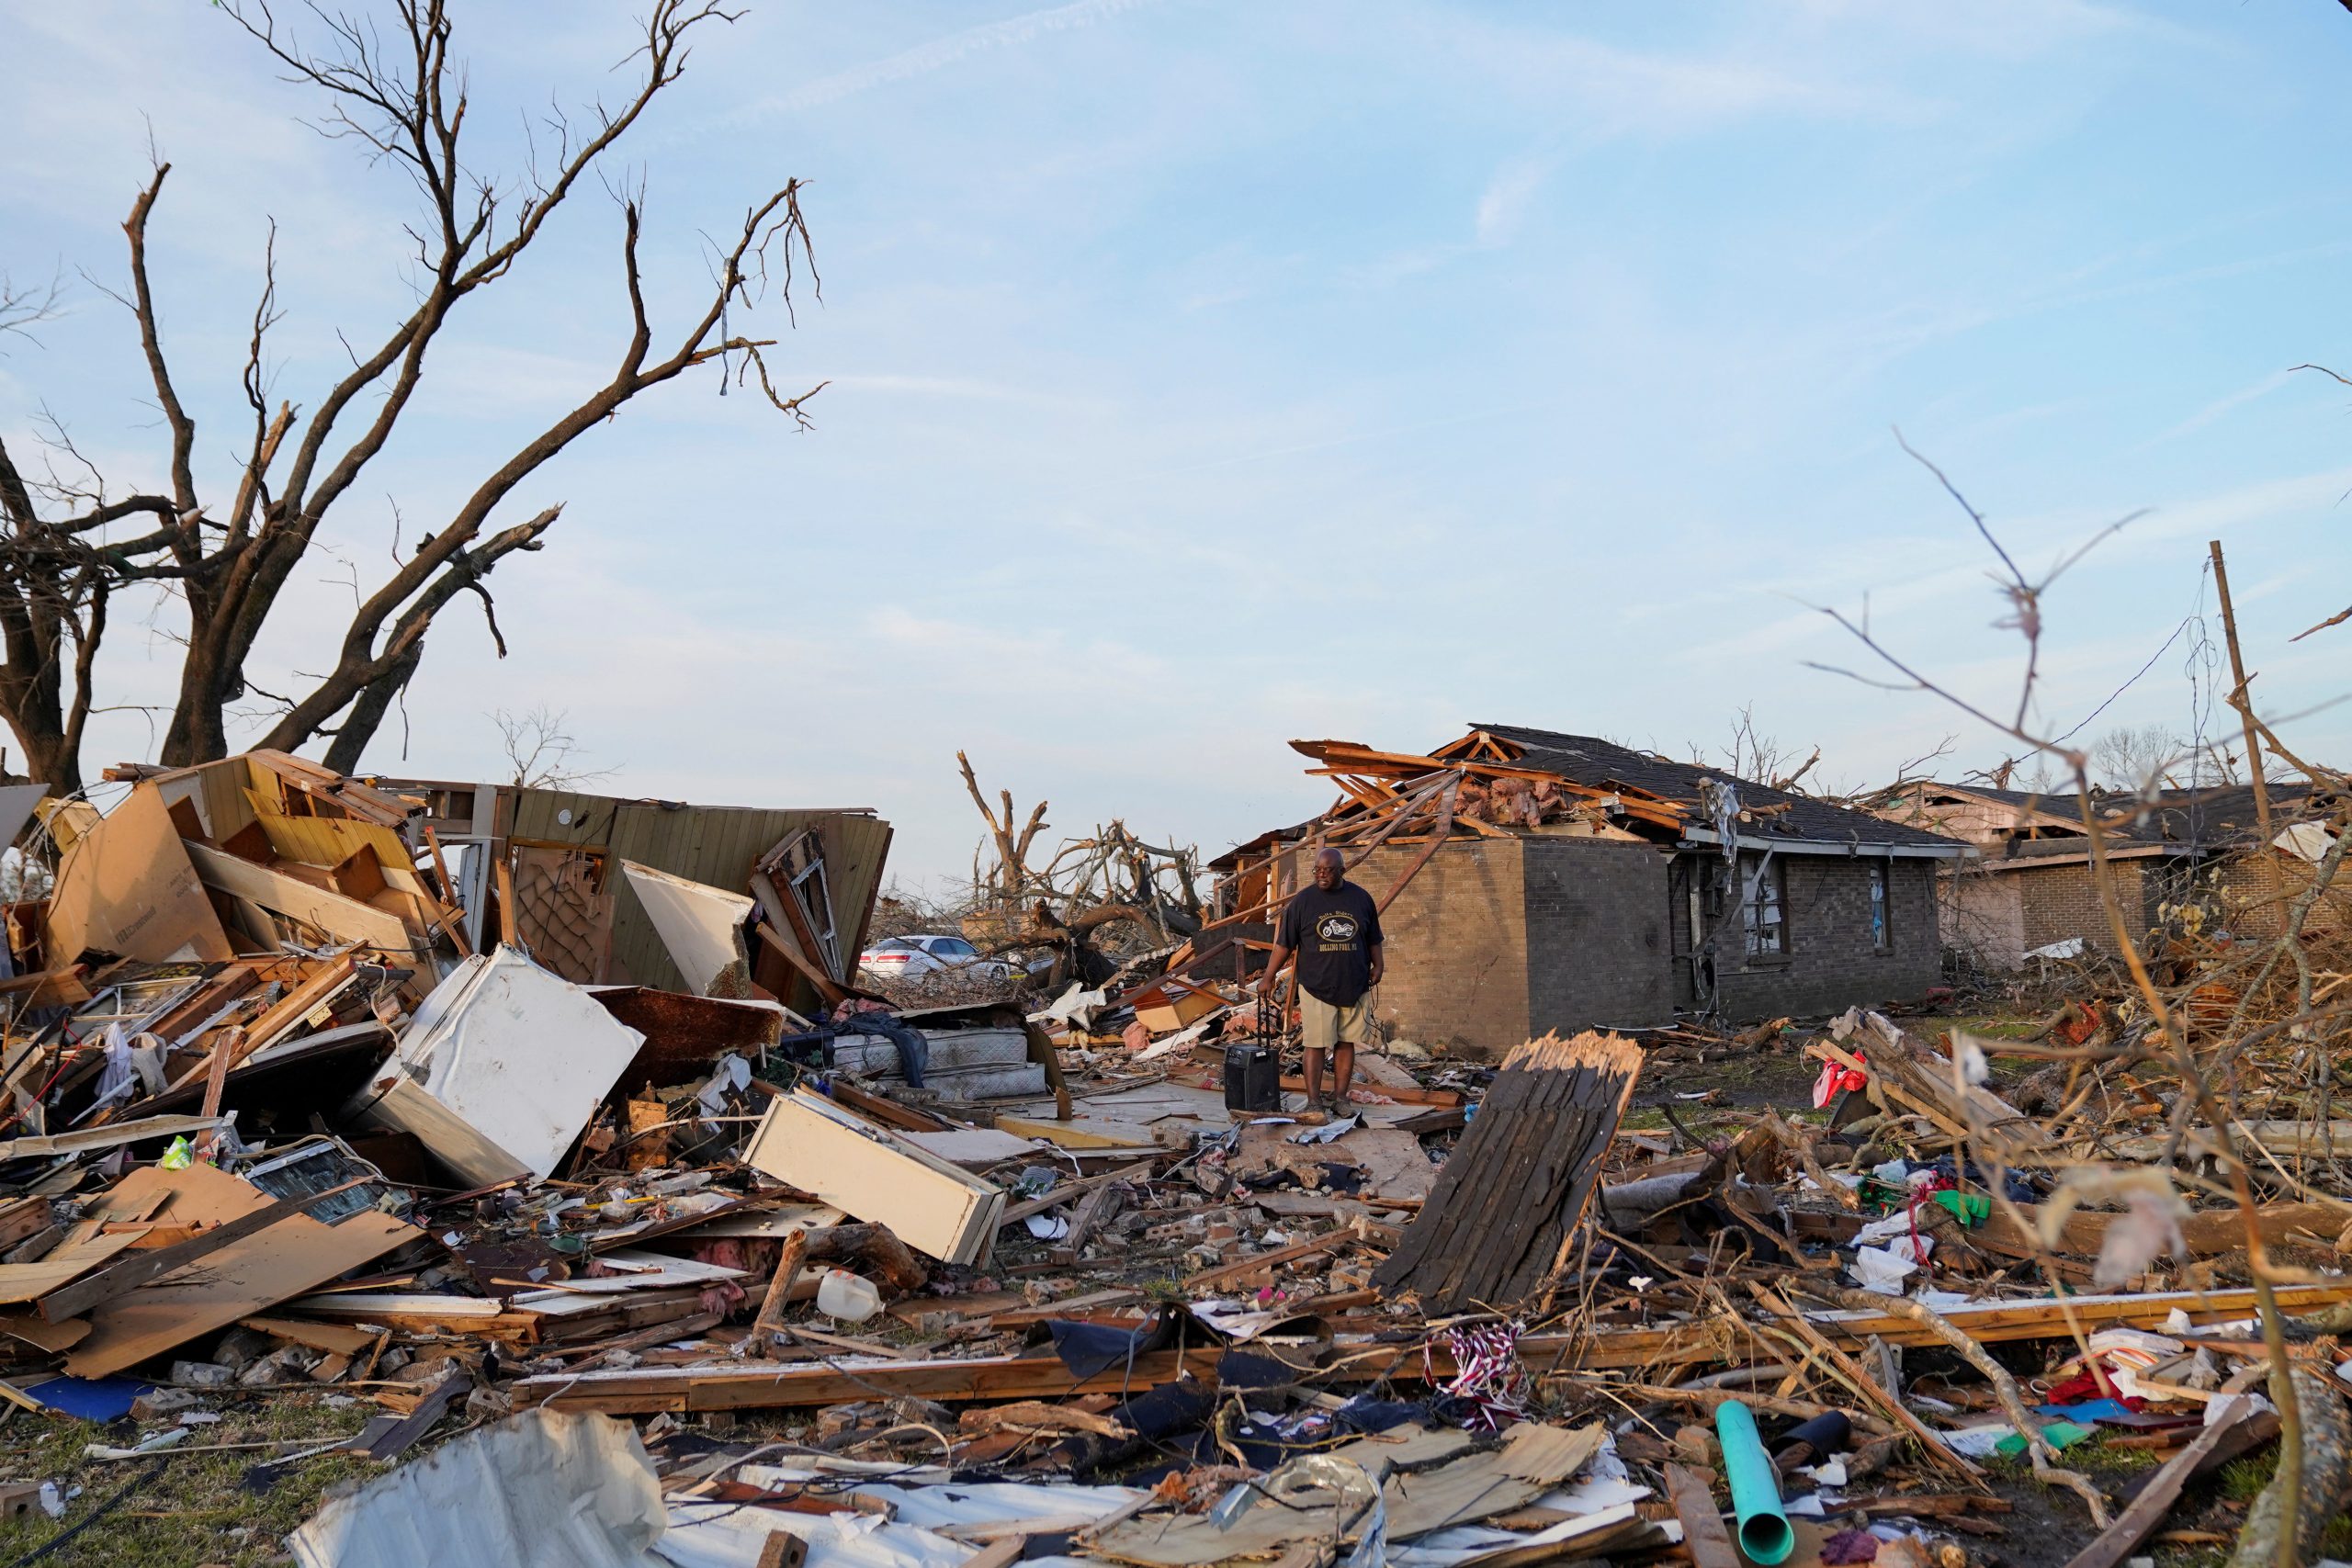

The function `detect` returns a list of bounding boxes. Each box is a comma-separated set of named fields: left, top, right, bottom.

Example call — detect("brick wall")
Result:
left=1354, top=838, right=1532, bottom=1056
left=1711, top=856, right=1943, bottom=1018
left=2016, top=860, right=2159, bottom=955
left=1521, top=838, right=1675, bottom=1032
left=2213, top=852, right=2349, bottom=941
left=1348, top=836, right=1942, bottom=1055
left=1941, top=865, right=2025, bottom=967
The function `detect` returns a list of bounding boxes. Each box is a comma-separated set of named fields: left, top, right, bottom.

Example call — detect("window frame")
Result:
left=1742, top=856, right=1786, bottom=960
left=1868, top=862, right=1892, bottom=953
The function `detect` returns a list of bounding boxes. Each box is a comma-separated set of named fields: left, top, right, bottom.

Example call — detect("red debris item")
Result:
left=2055, top=1001, right=2107, bottom=1046
left=1814, top=1049, right=1867, bottom=1109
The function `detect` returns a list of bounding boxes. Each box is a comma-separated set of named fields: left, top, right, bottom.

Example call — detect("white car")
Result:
left=857, top=934, right=1013, bottom=984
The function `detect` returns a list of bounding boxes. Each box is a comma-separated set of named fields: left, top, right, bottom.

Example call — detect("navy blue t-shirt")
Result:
left=1276, top=880, right=1383, bottom=1007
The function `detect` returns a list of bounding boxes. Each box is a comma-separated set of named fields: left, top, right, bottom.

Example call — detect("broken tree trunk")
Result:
left=2225, top=1368, right=2351, bottom=1568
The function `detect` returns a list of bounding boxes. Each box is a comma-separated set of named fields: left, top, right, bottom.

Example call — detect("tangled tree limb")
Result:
left=2226, top=1368, right=2350, bottom=1568
left=1795, top=1280, right=2111, bottom=1528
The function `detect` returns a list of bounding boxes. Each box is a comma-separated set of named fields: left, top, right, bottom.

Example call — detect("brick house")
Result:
left=1862, top=780, right=2346, bottom=968
left=1207, top=725, right=1968, bottom=1058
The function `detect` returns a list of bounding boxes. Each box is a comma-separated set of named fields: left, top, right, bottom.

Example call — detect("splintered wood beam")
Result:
left=511, top=1281, right=2352, bottom=1416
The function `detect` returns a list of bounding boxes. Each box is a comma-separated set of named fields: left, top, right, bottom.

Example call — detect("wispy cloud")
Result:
left=1475, top=151, right=1555, bottom=248
left=729, top=0, right=1173, bottom=123
left=2150, top=368, right=2298, bottom=446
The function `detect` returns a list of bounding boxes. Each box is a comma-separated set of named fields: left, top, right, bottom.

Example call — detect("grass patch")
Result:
left=1932, top=1012, right=2047, bottom=1042
left=2068, top=1438, right=2164, bottom=1477
left=0, top=1393, right=382, bottom=1567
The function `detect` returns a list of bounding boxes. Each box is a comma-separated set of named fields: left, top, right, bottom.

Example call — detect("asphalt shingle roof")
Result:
left=1468, top=723, right=1965, bottom=852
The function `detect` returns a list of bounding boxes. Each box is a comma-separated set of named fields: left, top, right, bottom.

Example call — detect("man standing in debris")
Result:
left=1265, top=846, right=1384, bottom=1120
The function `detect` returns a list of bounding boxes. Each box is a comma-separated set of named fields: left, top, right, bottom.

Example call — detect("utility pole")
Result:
left=2208, top=539, right=2272, bottom=844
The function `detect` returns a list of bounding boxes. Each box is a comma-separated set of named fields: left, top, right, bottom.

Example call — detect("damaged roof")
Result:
left=1463, top=723, right=1966, bottom=852
left=1883, top=777, right=2338, bottom=852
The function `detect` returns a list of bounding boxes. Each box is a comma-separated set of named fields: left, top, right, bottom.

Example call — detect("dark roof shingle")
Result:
left=1469, top=723, right=1964, bottom=852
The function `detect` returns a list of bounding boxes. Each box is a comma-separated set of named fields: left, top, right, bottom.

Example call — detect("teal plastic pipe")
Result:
left=1713, top=1399, right=1794, bottom=1565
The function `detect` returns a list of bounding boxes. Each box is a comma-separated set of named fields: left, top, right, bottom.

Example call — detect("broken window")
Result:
left=1870, top=863, right=1890, bottom=953
left=1743, top=857, right=1785, bottom=957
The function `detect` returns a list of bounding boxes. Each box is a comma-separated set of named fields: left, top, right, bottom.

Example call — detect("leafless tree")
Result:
left=1690, top=704, right=1823, bottom=794
left=1811, top=440, right=2352, bottom=1566
left=493, top=705, right=612, bottom=791
left=2088, top=723, right=2188, bottom=792
left=0, top=1, right=820, bottom=791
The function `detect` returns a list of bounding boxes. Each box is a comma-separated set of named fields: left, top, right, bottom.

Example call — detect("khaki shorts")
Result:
left=1299, top=990, right=1371, bottom=1052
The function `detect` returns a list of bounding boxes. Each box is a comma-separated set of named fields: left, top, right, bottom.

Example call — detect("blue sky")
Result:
left=5, top=0, right=2351, bottom=888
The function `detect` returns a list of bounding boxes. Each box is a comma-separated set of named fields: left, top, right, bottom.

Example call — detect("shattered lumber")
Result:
left=1373, top=1030, right=1640, bottom=1312
left=514, top=1280, right=2352, bottom=1414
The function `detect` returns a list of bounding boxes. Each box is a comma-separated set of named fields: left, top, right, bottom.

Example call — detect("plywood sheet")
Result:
left=43, top=785, right=233, bottom=964
left=253, top=811, right=425, bottom=894
left=185, top=840, right=417, bottom=955
left=0, top=1232, right=141, bottom=1305
left=63, top=1162, right=418, bottom=1377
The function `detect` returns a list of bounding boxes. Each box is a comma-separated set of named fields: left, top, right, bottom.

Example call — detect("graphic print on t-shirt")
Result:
left=1315, top=913, right=1359, bottom=947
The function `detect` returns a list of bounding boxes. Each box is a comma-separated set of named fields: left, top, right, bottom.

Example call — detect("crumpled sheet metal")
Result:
left=657, top=1470, right=1146, bottom=1568
left=289, top=1410, right=666, bottom=1568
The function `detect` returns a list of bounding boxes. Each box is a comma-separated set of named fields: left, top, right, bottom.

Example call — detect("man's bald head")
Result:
left=1312, top=846, right=1344, bottom=890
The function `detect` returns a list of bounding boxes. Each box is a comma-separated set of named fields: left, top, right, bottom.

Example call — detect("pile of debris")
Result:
left=0, top=750, right=2344, bottom=1568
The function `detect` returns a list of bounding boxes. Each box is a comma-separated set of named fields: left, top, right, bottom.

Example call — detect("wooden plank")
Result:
left=197, top=1026, right=242, bottom=1120
left=994, top=1115, right=1149, bottom=1151
left=494, top=854, right=518, bottom=947
left=1000, top=1161, right=1158, bottom=1225
left=239, top=1315, right=381, bottom=1356
left=513, top=1281, right=2352, bottom=1415
left=1666, top=1465, right=1740, bottom=1568
left=0, top=1114, right=232, bottom=1163
left=1182, top=1229, right=1352, bottom=1290
left=0, top=1233, right=142, bottom=1306
left=2060, top=1404, right=2260, bottom=1568
left=420, top=828, right=473, bottom=958
left=747, top=1228, right=808, bottom=1354
left=753, top=920, right=849, bottom=1010
left=0, top=1199, right=53, bottom=1254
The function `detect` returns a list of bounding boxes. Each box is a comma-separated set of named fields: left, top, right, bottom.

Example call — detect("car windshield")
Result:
left=870, top=938, right=918, bottom=953
left=928, top=937, right=978, bottom=959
